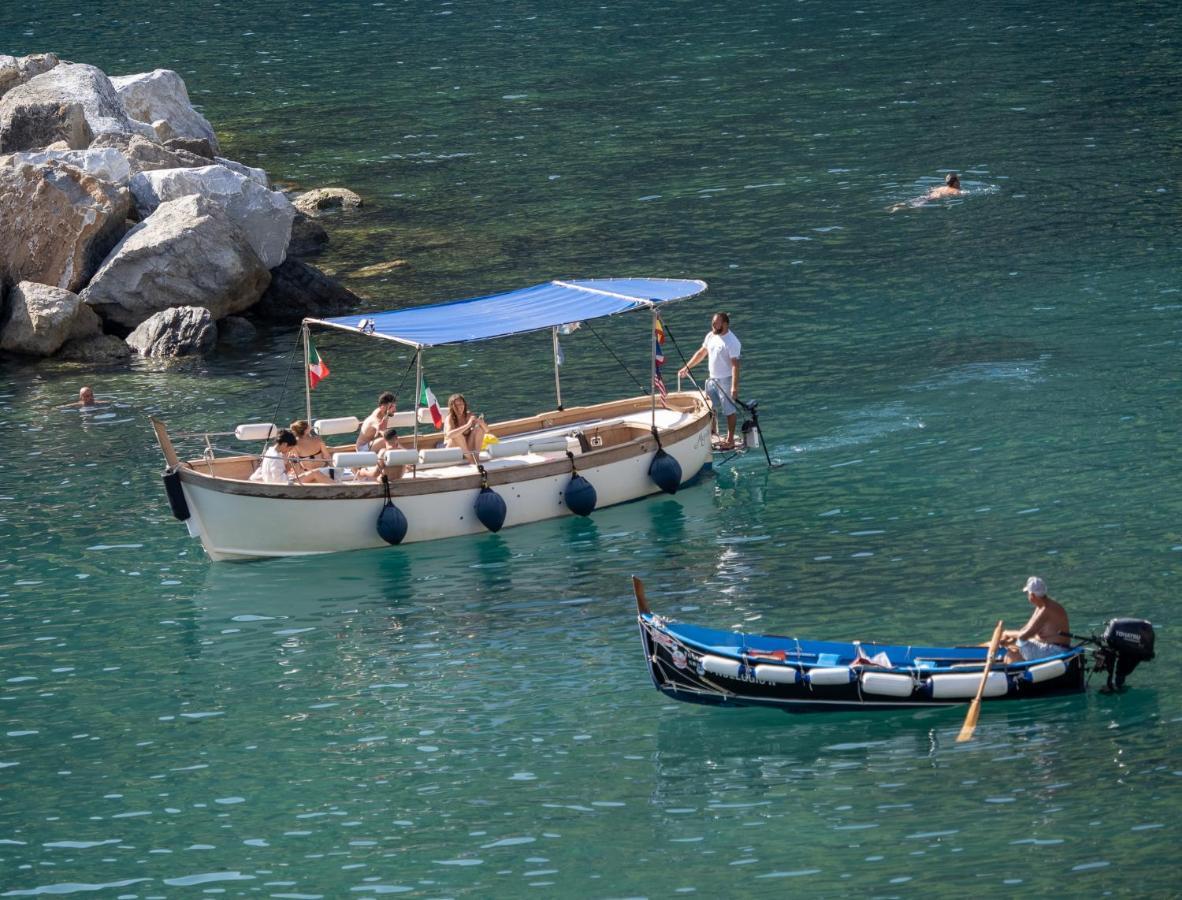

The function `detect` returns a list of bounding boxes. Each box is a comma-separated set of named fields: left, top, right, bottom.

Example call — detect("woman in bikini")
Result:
left=444, top=394, right=487, bottom=464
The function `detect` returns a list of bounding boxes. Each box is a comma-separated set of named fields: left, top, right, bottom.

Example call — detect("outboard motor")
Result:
left=1094, top=618, right=1155, bottom=691
left=740, top=400, right=760, bottom=450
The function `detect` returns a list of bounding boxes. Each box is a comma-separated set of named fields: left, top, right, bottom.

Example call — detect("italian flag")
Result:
left=307, top=336, right=330, bottom=389
left=420, top=376, right=444, bottom=429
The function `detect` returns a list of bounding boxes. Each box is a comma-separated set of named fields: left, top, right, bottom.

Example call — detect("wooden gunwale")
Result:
left=173, top=394, right=710, bottom=501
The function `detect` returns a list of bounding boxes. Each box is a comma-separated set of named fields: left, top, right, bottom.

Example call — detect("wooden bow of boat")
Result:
left=632, top=575, right=652, bottom=615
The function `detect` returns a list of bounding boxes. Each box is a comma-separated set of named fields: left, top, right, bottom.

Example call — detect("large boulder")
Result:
left=126, top=305, right=216, bottom=357
left=287, top=212, right=328, bottom=257
left=0, top=63, right=155, bottom=152
left=0, top=97, right=91, bottom=151
left=217, top=315, right=256, bottom=345
left=252, top=258, right=360, bottom=323
left=0, top=281, right=101, bottom=356
left=0, top=53, right=60, bottom=100
left=214, top=156, right=268, bottom=187
left=164, top=136, right=214, bottom=159
left=292, top=187, right=362, bottom=216
left=129, top=164, right=295, bottom=268
left=81, top=194, right=271, bottom=328
left=0, top=155, right=130, bottom=292
left=88, top=132, right=209, bottom=176
left=57, top=332, right=131, bottom=363
left=11, top=147, right=131, bottom=184
left=110, top=69, right=219, bottom=154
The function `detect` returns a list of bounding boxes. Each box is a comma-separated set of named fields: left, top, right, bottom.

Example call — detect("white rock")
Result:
left=13, top=147, right=131, bottom=184
left=0, top=281, right=99, bottom=357
left=214, top=156, right=268, bottom=187
left=110, top=69, right=219, bottom=154
left=129, top=164, right=295, bottom=268
left=5, top=64, right=156, bottom=146
left=0, top=155, right=130, bottom=292
left=0, top=52, right=59, bottom=100
left=81, top=194, right=271, bottom=328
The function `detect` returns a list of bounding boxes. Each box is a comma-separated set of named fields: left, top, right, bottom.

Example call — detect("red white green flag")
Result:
left=307, top=336, right=330, bottom=389
left=420, top=376, right=444, bottom=429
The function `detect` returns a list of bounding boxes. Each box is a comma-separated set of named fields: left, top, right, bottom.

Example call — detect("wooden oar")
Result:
left=956, top=619, right=1005, bottom=743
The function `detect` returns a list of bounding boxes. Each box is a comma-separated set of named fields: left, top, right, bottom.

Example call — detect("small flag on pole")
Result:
left=420, top=376, right=444, bottom=429
left=654, top=368, right=669, bottom=403
left=653, top=320, right=669, bottom=405
left=307, top=336, right=330, bottom=389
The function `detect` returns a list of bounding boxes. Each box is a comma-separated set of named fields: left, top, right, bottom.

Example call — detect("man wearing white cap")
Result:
left=1001, top=576, right=1071, bottom=663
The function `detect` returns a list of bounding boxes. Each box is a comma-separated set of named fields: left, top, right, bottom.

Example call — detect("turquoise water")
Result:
left=2, top=1, right=1180, bottom=896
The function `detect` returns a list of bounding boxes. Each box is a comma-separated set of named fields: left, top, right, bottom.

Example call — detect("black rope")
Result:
left=267, top=330, right=306, bottom=435
left=582, top=318, right=646, bottom=392
left=661, top=319, right=712, bottom=408
left=392, top=353, right=418, bottom=401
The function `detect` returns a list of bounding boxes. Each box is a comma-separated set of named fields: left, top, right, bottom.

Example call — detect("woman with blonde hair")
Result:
left=289, top=419, right=330, bottom=476
left=443, top=394, right=487, bottom=464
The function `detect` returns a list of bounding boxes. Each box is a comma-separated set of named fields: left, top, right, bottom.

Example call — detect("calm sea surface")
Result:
left=2, top=1, right=1180, bottom=896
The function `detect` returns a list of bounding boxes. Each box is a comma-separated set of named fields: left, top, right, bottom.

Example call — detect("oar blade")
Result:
left=956, top=702, right=983, bottom=742
left=955, top=619, right=1005, bottom=744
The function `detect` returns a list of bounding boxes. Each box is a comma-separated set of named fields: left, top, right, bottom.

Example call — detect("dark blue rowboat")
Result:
left=632, top=578, right=1154, bottom=714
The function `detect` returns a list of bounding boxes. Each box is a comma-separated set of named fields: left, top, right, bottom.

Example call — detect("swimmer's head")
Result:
left=945, top=172, right=960, bottom=188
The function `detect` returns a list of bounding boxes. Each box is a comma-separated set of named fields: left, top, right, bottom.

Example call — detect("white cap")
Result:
left=1022, top=576, right=1047, bottom=597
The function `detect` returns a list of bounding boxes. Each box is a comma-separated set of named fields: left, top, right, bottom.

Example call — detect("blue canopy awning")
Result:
left=306, top=278, right=707, bottom=349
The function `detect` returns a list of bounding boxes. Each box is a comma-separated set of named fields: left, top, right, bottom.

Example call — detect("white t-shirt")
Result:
left=251, top=446, right=291, bottom=484
left=704, top=329, right=741, bottom=379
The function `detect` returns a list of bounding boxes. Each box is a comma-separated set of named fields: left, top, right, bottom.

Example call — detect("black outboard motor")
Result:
left=1093, top=618, right=1156, bottom=691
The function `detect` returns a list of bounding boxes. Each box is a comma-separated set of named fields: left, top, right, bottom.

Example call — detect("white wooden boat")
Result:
left=152, top=278, right=715, bottom=561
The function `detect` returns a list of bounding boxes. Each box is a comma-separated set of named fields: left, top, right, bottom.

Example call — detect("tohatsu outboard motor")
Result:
left=1068, top=619, right=1156, bottom=692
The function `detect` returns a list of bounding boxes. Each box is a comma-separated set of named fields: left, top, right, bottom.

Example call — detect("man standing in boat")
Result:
left=1000, top=576, right=1071, bottom=662
left=678, top=312, right=741, bottom=450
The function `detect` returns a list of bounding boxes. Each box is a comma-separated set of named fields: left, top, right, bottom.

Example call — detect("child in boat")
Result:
left=355, top=427, right=407, bottom=482
left=444, top=394, right=487, bottom=464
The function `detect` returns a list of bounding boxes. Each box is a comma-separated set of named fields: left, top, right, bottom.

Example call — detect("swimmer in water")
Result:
left=60, top=385, right=109, bottom=408
left=888, top=172, right=964, bottom=212
left=926, top=172, right=963, bottom=200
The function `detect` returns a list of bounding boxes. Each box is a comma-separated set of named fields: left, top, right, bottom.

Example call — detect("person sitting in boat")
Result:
left=290, top=419, right=330, bottom=475
left=355, top=427, right=407, bottom=482
left=250, top=429, right=332, bottom=485
left=1000, top=576, right=1071, bottom=662
left=358, top=391, right=396, bottom=452
left=444, top=393, right=487, bottom=464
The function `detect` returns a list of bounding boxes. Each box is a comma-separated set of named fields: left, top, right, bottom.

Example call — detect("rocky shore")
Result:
left=0, top=52, right=365, bottom=361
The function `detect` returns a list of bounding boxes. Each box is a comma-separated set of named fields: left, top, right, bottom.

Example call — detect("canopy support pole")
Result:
left=552, top=326, right=564, bottom=411
left=650, top=307, right=658, bottom=429
left=412, top=350, right=422, bottom=478
left=301, top=324, right=312, bottom=424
